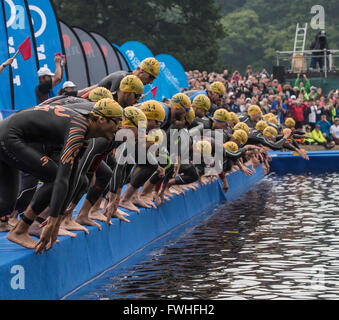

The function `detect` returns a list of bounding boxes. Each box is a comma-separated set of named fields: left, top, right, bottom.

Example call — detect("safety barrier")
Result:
left=0, top=165, right=264, bottom=300
left=269, top=150, right=339, bottom=173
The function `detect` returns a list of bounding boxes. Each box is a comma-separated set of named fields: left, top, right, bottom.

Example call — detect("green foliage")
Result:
left=217, top=0, right=339, bottom=72
left=52, top=0, right=225, bottom=72
left=53, top=0, right=339, bottom=72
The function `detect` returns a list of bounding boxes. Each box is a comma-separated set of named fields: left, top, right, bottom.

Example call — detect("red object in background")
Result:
left=82, top=42, right=93, bottom=55
left=62, top=34, right=71, bottom=49
left=18, top=36, right=31, bottom=60
left=151, top=86, right=158, bottom=98
left=101, top=45, right=108, bottom=57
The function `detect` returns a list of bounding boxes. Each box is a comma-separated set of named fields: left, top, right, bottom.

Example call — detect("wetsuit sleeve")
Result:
left=49, top=115, right=89, bottom=217
left=223, top=148, right=246, bottom=160
left=249, top=132, right=287, bottom=150
left=283, top=142, right=299, bottom=152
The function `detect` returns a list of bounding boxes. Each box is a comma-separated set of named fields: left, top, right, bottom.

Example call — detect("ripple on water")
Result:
left=76, top=173, right=339, bottom=300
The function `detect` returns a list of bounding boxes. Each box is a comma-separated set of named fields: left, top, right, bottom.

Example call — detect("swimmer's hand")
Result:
left=222, top=179, right=229, bottom=193
left=35, top=216, right=61, bottom=254
left=298, top=149, right=309, bottom=160
left=242, top=166, right=253, bottom=176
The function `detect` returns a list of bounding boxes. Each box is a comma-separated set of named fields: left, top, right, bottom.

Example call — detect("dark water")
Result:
left=75, top=173, right=339, bottom=300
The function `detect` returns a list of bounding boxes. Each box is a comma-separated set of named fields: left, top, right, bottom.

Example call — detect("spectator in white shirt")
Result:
left=308, top=99, right=317, bottom=130
left=330, top=117, right=339, bottom=144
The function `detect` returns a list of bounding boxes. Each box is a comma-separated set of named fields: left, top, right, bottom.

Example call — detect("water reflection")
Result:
left=79, top=173, right=339, bottom=300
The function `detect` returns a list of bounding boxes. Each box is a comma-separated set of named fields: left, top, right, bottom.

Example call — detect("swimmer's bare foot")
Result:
left=173, top=185, right=185, bottom=195
left=58, top=228, right=77, bottom=238
left=119, top=199, right=140, bottom=214
left=62, top=212, right=89, bottom=234
left=7, top=219, right=37, bottom=249
left=133, top=197, right=152, bottom=209
left=112, top=209, right=130, bottom=223
left=169, top=186, right=181, bottom=195
left=164, top=189, right=174, bottom=198
left=142, top=197, right=157, bottom=208
left=89, top=197, right=103, bottom=216
left=28, top=222, right=42, bottom=238
left=188, top=183, right=198, bottom=191
left=89, top=211, right=107, bottom=222
left=75, top=214, right=102, bottom=231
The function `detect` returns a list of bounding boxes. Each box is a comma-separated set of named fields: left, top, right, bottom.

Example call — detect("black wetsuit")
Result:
left=189, top=116, right=213, bottom=130
left=238, top=114, right=258, bottom=129
left=98, top=71, right=130, bottom=92
left=0, top=105, right=90, bottom=218
left=40, top=95, right=89, bottom=106
left=247, top=130, right=287, bottom=150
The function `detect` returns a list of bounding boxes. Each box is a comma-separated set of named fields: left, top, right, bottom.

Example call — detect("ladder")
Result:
left=291, top=23, right=308, bottom=72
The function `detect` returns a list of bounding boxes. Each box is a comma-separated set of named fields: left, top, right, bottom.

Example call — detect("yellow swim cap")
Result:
left=263, top=126, right=278, bottom=137
left=122, top=106, right=147, bottom=128
left=213, top=109, right=231, bottom=123
left=229, top=112, right=240, bottom=124
left=119, top=75, right=144, bottom=94
left=195, top=141, right=212, bottom=157
left=192, top=94, right=211, bottom=111
left=171, top=93, right=191, bottom=111
left=140, top=100, right=165, bottom=122
left=268, top=116, right=278, bottom=125
left=262, top=114, right=272, bottom=121
left=232, top=129, right=248, bottom=145
left=285, top=117, right=296, bottom=127
left=146, top=128, right=164, bottom=145
left=139, top=57, right=160, bottom=78
left=88, top=87, right=113, bottom=102
left=208, top=81, right=226, bottom=95
left=256, top=120, right=269, bottom=132
left=247, top=105, right=261, bottom=116
left=185, top=107, right=195, bottom=124
left=91, top=98, right=123, bottom=118
left=234, top=122, right=250, bottom=134
left=223, top=141, right=239, bottom=152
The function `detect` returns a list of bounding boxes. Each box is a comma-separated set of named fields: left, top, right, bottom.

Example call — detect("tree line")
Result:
left=53, top=0, right=339, bottom=73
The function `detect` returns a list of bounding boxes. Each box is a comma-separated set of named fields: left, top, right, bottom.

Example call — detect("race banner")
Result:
left=4, top=0, right=39, bottom=109
left=27, top=0, right=66, bottom=94
left=0, top=0, right=13, bottom=110
left=112, top=43, right=131, bottom=71
left=59, top=20, right=89, bottom=89
left=73, top=26, right=107, bottom=85
left=91, top=32, right=121, bottom=73
left=156, top=54, right=188, bottom=92
left=119, top=41, right=155, bottom=100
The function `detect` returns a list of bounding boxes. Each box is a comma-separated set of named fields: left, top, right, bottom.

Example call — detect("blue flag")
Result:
left=27, top=0, right=66, bottom=95
left=0, top=0, right=13, bottom=110
left=4, top=0, right=39, bottom=110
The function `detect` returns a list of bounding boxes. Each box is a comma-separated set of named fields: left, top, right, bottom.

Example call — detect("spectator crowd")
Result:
left=185, top=67, right=339, bottom=148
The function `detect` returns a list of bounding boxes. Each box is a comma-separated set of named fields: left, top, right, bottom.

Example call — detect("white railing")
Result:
left=276, top=49, right=339, bottom=78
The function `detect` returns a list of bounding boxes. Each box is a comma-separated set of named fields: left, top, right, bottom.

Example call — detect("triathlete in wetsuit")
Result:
left=4, top=99, right=122, bottom=253
left=189, top=94, right=213, bottom=130
left=78, top=57, right=160, bottom=96
left=238, top=105, right=262, bottom=129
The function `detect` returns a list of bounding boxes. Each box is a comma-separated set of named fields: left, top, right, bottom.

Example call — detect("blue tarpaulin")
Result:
left=0, top=165, right=264, bottom=300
